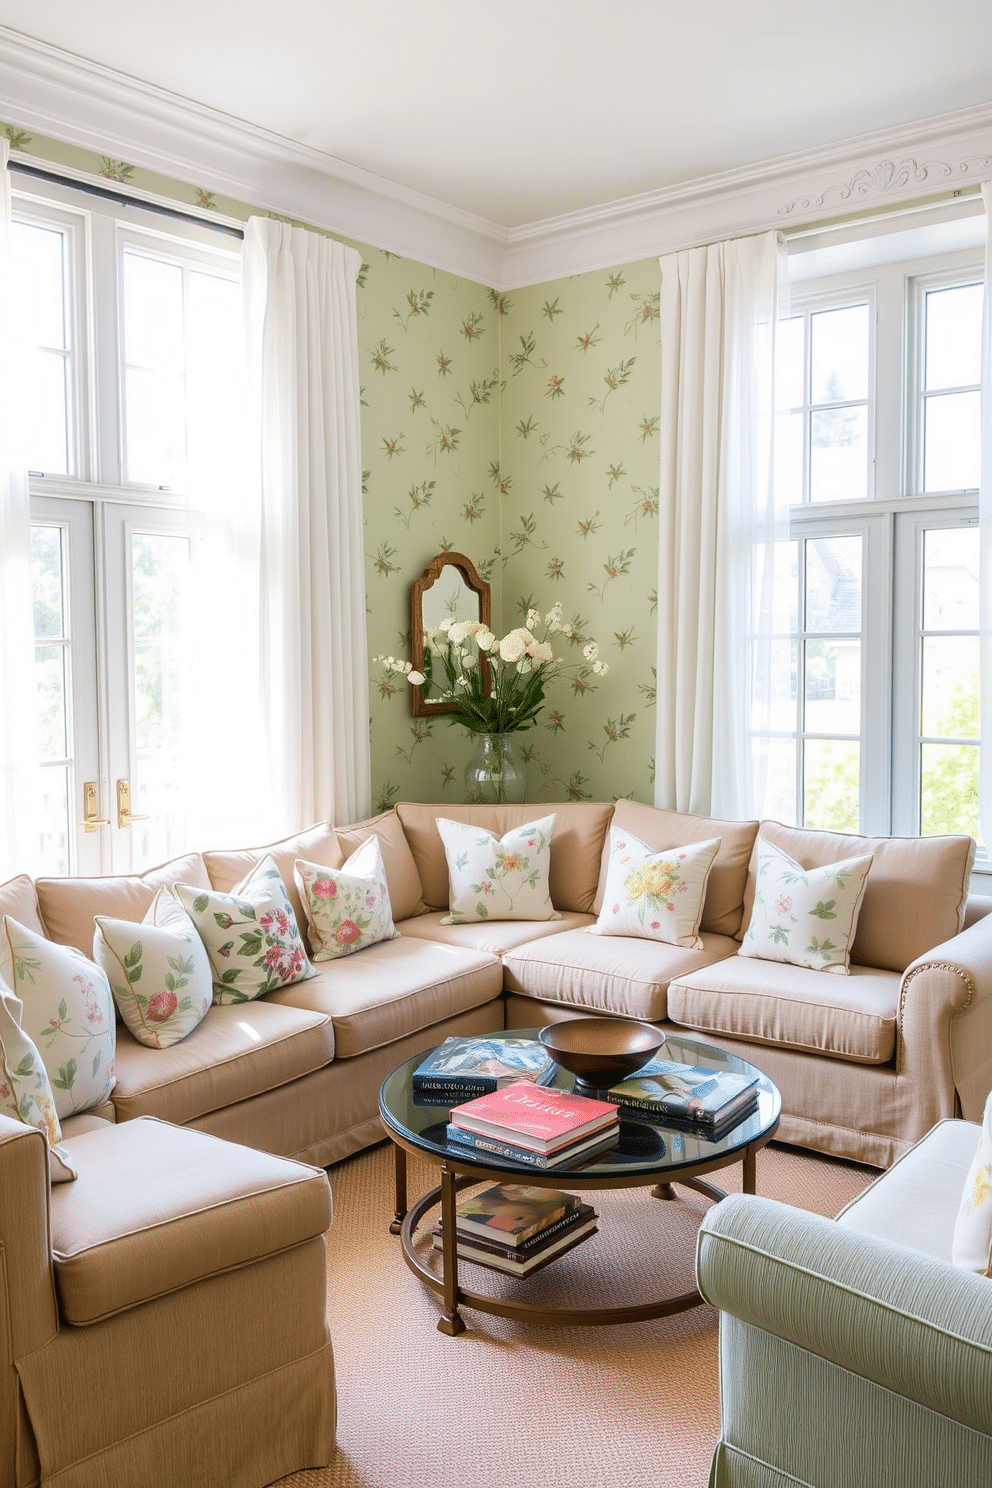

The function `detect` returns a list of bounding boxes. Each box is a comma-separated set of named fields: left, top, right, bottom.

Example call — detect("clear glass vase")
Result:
left=464, top=732, right=527, bottom=805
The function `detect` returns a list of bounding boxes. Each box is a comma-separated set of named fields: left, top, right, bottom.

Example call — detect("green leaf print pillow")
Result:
left=0, top=976, right=77, bottom=1181
left=94, top=888, right=213, bottom=1048
left=437, top=814, right=560, bottom=924
left=738, top=838, right=873, bottom=975
left=175, top=855, right=316, bottom=1003
left=0, top=917, right=116, bottom=1119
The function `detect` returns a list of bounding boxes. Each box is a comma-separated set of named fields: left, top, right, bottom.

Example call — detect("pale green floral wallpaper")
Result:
left=3, top=122, right=661, bottom=817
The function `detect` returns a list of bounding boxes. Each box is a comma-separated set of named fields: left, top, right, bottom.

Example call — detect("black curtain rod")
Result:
left=7, top=159, right=245, bottom=240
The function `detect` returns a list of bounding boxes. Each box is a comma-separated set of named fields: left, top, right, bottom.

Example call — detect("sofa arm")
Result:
left=697, top=1193, right=992, bottom=1437
left=900, top=910, right=992, bottom=1121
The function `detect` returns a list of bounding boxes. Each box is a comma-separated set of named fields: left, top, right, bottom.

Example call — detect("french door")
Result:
left=31, top=493, right=199, bottom=876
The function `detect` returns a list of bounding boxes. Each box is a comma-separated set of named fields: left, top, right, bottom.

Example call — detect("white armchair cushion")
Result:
left=952, top=1091, right=992, bottom=1275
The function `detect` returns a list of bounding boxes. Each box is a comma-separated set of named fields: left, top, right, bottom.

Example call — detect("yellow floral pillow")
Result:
left=952, top=1090, right=992, bottom=1275
left=589, top=828, right=721, bottom=949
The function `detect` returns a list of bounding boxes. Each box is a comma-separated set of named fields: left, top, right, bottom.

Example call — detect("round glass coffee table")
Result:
left=378, top=1028, right=781, bottom=1335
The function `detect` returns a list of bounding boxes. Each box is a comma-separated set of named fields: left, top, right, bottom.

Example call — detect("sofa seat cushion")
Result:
left=398, top=910, right=594, bottom=958
left=35, top=853, right=212, bottom=955
left=395, top=801, right=613, bottom=914
left=266, top=936, right=503, bottom=1058
left=52, top=1117, right=331, bottom=1324
left=502, top=927, right=739, bottom=1022
left=109, top=1001, right=335, bottom=1124
left=668, top=955, right=901, bottom=1064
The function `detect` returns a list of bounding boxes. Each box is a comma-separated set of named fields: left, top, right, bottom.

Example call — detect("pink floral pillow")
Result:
left=94, top=889, right=213, bottom=1049
left=294, top=837, right=399, bottom=961
left=175, top=856, right=316, bottom=1003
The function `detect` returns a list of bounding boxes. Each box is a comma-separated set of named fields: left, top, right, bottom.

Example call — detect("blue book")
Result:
left=412, top=1034, right=557, bottom=1101
left=444, top=1122, right=620, bottom=1169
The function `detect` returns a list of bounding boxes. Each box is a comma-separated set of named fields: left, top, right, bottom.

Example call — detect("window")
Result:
left=11, top=181, right=243, bottom=876
left=771, top=233, right=984, bottom=855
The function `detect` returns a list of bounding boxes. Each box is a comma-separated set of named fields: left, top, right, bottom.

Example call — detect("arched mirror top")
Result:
left=410, top=551, right=491, bottom=717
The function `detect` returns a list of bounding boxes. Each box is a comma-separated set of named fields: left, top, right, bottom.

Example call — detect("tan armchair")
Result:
left=0, top=1113, right=336, bottom=1488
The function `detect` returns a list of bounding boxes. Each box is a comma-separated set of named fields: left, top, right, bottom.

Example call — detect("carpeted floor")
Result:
left=276, top=1138, right=877, bottom=1488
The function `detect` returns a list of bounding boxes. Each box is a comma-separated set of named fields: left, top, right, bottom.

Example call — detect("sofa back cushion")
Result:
left=395, top=802, right=613, bottom=914
left=741, top=820, right=975, bottom=973
left=0, top=874, right=47, bottom=938
left=595, top=801, right=758, bottom=937
left=334, top=810, right=426, bottom=921
left=203, top=823, right=340, bottom=945
left=36, top=853, right=211, bottom=955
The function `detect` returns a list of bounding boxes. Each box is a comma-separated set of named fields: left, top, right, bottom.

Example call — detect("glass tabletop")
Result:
left=378, top=1028, right=781, bottom=1181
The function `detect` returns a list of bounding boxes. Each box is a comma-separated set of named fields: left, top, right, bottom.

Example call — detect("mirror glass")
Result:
left=410, top=551, right=491, bottom=717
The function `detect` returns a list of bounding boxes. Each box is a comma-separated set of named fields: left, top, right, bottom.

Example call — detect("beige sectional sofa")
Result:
left=3, top=796, right=991, bottom=1486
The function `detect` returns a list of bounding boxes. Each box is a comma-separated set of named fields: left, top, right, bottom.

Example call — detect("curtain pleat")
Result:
left=979, top=183, right=992, bottom=851
left=655, top=231, right=787, bottom=821
left=243, top=218, right=371, bottom=834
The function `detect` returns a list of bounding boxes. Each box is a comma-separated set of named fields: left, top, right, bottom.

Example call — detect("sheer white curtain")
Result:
left=0, top=140, right=39, bottom=876
left=655, top=230, right=788, bottom=820
left=980, top=183, right=992, bottom=850
left=241, top=218, right=370, bottom=834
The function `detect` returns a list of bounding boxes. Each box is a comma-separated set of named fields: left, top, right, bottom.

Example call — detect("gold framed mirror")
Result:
left=410, top=551, right=491, bottom=717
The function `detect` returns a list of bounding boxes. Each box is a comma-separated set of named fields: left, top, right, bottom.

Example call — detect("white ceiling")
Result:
left=1, top=0, right=990, bottom=229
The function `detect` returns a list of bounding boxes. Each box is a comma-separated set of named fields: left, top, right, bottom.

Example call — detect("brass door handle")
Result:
left=80, top=781, right=110, bottom=832
left=117, top=779, right=151, bottom=830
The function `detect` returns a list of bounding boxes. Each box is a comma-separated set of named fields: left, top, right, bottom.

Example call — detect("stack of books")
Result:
left=446, top=1081, right=620, bottom=1168
left=608, top=1057, right=760, bottom=1140
left=431, top=1182, right=598, bottom=1277
left=411, top=1034, right=558, bottom=1105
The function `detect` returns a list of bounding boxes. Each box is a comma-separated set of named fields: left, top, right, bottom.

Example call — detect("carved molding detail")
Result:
left=779, top=155, right=992, bottom=216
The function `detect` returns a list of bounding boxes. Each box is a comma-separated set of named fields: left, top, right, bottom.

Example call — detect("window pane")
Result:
left=38, top=766, right=70, bottom=877
left=810, top=304, right=869, bottom=403
left=759, top=737, right=798, bottom=826
left=923, top=527, right=979, bottom=632
left=11, top=221, right=67, bottom=349
left=803, top=738, right=859, bottom=832
left=774, top=409, right=803, bottom=503
left=765, top=638, right=798, bottom=731
left=925, top=283, right=983, bottom=391
left=131, top=533, right=192, bottom=867
left=921, top=743, right=980, bottom=840
left=125, top=367, right=186, bottom=487
left=776, top=315, right=804, bottom=409
left=123, top=253, right=184, bottom=370
left=809, top=406, right=868, bottom=501
left=805, top=535, right=861, bottom=632
left=35, top=644, right=68, bottom=760
left=804, top=639, right=861, bottom=734
left=921, top=636, right=978, bottom=739
left=923, top=390, right=980, bottom=492
left=22, top=348, right=70, bottom=476
left=31, top=525, right=65, bottom=639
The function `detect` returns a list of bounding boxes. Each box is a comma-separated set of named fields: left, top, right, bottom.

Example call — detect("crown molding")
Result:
left=0, top=27, right=507, bottom=284
left=1, top=25, right=989, bottom=289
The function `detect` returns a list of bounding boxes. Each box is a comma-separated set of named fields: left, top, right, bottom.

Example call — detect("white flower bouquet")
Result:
left=376, top=602, right=608, bottom=734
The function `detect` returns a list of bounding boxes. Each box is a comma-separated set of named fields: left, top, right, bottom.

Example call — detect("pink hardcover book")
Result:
left=450, top=1081, right=619, bottom=1153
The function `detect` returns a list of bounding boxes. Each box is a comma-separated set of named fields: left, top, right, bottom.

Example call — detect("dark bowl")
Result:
left=539, top=1017, right=666, bottom=1090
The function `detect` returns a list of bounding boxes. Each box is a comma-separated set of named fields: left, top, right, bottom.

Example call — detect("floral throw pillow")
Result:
left=437, top=814, right=560, bottom=924
left=94, top=889, right=214, bottom=1049
left=0, top=917, right=116, bottom=1119
left=952, top=1089, right=992, bottom=1276
left=175, top=855, right=316, bottom=1004
left=0, top=977, right=76, bottom=1182
left=589, top=829, right=721, bottom=949
left=294, top=837, right=399, bottom=961
left=738, top=838, right=873, bottom=975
